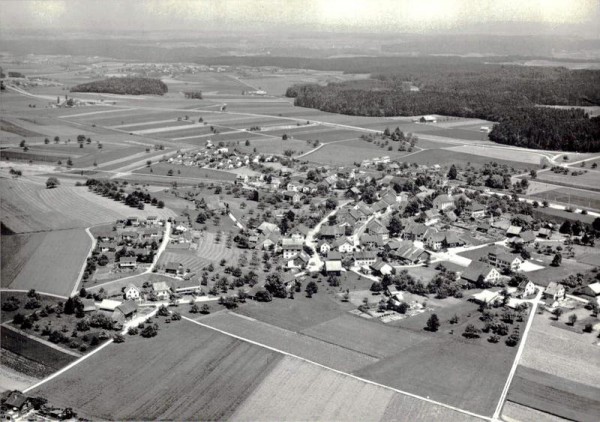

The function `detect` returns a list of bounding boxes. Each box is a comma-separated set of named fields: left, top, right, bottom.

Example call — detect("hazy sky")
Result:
left=1, top=0, right=599, bottom=35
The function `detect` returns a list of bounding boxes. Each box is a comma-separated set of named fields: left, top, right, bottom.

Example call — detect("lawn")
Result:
left=1, top=232, right=47, bottom=288
left=2, top=228, right=90, bottom=297
left=1, top=326, right=77, bottom=378
left=507, top=366, right=600, bottom=422
left=400, top=148, right=539, bottom=169
left=304, top=140, right=412, bottom=165
left=31, top=320, right=284, bottom=421
left=528, top=186, right=600, bottom=211
left=537, top=170, right=600, bottom=192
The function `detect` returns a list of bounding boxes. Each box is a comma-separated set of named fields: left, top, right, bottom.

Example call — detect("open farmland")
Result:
left=444, top=145, right=551, bottom=165
left=232, top=356, right=484, bottom=422
left=507, top=366, right=600, bottom=422
left=536, top=169, right=600, bottom=191
left=304, top=139, right=412, bottom=164
left=0, top=178, right=175, bottom=233
left=355, top=335, right=515, bottom=417
left=198, top=312, right=377, bottom=372
left=135, top=162, right=237, bottom=181
left=31, top=321, right=284, bottom=421
left=528, top=186, right=600, bottom=210
left=1, top=228, right=90, bottom=296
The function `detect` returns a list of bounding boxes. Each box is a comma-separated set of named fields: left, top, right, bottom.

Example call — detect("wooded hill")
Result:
left=71, top=77, right=168, bottom=95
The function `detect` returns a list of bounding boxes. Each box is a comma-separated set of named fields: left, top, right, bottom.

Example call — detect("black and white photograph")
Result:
left=0, top=1, right=599, bottom=421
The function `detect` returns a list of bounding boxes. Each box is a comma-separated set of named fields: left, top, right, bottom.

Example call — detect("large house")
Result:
left=124, top=284, right=142, bottom=301
left=432, top=194, right=453, bottom=211
left=333, top=237, right=354, bottom=254
left=281, top=238, right=304, bottom=259
left=370, top=260, right=394, bottom=276
left=152, top=281, right=171, bottom=300
left=465, top=202, right=486, bottom=218
left=544, top=282, right=566, bottom=301
left=354, top=250, right=377, bottom=267
left=488, top=249, right=522, bottom=271
left=366, top=220, right=389, bottom=240
left=461, top=262, right=501, bottom=285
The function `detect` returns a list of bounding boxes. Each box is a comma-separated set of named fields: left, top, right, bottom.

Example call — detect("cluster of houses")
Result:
left=94, top=216, right=164, bottom=269
left=168, top=142, right=281, bottom=171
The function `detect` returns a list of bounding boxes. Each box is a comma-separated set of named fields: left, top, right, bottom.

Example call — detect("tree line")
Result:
left=286, top=63, right=600, bottom=152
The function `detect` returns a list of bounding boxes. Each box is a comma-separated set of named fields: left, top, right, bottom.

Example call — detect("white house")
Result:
left=124, top=284, right=141, bottom=301
left=281, top=238, right=304, bottom=259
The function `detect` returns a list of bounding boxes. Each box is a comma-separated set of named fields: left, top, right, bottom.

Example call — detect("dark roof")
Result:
left=115, top=300, right=138, bottom=316
left=462, top=262, right=495, bottom=282
left=5, top=392, right=27, bottom=408
left=327, top=251, right=342, bottom=261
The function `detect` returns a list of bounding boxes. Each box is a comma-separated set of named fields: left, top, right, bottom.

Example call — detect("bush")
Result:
left=583, top=323, right=593, bottom=333
left=157, top=305, right=170, bottom=317
left=127, top=327, right=139, bottom=335
left=113, top=334, right=125, bottom=343
left=140, top=324, right=158, bottom=338
left=171, top=312, right=181, bottom=321
left=2, top=296, right=20, bottom=312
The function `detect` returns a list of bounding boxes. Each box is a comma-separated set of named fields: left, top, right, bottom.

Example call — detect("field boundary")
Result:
left=1, top=323, right=82, bottom=358
left=182, top=315, right=492, bottom=421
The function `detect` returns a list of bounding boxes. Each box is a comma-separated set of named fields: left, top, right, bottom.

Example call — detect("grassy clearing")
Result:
left=1, top=326, right=77, bottom=378
left=445, top=145, right=547, bottom=165
left=305, top=140, right=411, bottom=165
left=198, top=312, right=377, bottom=373
left=507, top=366, right=600, bottom=422
left=32, top=320, right=283, bottom=421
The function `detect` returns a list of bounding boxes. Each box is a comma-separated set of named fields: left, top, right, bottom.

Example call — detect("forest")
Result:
left=70, top=77, right=168, bottom=96
left=286, top=63, right=600, bottom=152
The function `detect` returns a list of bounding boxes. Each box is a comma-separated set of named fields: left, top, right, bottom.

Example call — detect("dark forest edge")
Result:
left=70, top=77, right=168, bottom=96
left=286, top=63, right=600, bottom=152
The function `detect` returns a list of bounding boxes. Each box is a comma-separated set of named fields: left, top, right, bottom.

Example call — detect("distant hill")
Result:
left=70, top=77, right=168, bottom=96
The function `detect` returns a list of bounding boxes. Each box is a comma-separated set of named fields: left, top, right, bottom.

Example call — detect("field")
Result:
left=1, top=228, right=90, bottom=296
left=135, top=162, right=237, bottom=181
left=0, top=177, right=175, bottom=233
left=529, top=186, right=600, bottom=210
left=304, top=139, right=412, bottom=165
left=197, top=312, right=377, bottom=373
left=31, top=320, right=284, bottom=421
left=507, top=366, right=600, bottom=422
left=536, top=169, right=600, bottom=191
left=232, top=356, right=481, bottom=422
left=1, top=326, right=77, bottom=378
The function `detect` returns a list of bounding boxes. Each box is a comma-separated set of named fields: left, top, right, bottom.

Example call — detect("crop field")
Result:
left=519, top=312, right=600, bottom=388
left=507, top=366, right=600, bottom=422
left=444, top=145, right=549, bottom=165
left=232, top=356, right=482, bottom=422
left=1, top=326, right=77, bottom=378
left=430, top=128, right=490, bottom=141
left=502, top=401, right=569, bottom=422
left=31, top=320, right=284, bottom=421
left=2, top=228, right=90, bottom=296
left=536, top=169, right=600, bottom=191
left=0, top=178, right=175, bottom=233
left=1, top=232, right=47, bottom=288
left=528, top=186, right=600, bottom=210
left=0, top=118, right=43, bottom=137
left=355, top=335, right=515, bottom=416
left=198, top=312, right=377, bottom=373
left=399, top=148, right=539, bottom=169
left=300, top=314, right=429, bottom=359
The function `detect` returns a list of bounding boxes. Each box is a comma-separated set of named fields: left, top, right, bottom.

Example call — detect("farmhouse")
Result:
left=544, top=282, right=566, bottom=301
left=392, top=243, right=430, bottom=264
left=488, top=249, right=522, bottom=271
left=318, top=241, right=331, bottom=255
left=432, top=194, right=453, bottom=211
left=281, top=238, right=304, bottom=259
left=465, top=202, right=486, bottom=218
left=360, top=234, right=384, bottom=249
left=420, top=115, right=437, bottom=123
left=81, top=298, right=97, bottom=313
left=2, top=391, right=31, bottom=417
left=319, top=225, right=342, bottom=239
left=288, top=251, right=310, bottom=270
left=366, top=220, right=389, bottom=240
left=370, top=260, right=394, bottom=276
left=461, top=262, right=501, bottom=285
left=257, top=221, right=279, bottom=235
left=402, top=222, right=428, bottom=240
left=518, top=279, right=536, bottom=298
left=119, top=257, right=138, bottom=269
left=152, top=281, right=171, bottom=300
left=282, top=190, right=300, bottom=204
left=354, top=250, right=377, bottom=267
left=112, top=300, right=138, bottom=324
left=333, top=237, right=354, bottom=254
left=165, top=262, right=183, bottom=275
left=471, top=289, right=500, bottom=305
left=125, top=283, right=142, bottom=301
left=324, top=260, right=342, bottom=275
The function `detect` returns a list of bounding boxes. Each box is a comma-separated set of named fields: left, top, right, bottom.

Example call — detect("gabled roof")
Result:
left=506, top=225, right=523, bottom=235
left=326, top=251, right=342, bottom=261
left=115, top=300, right=138, bottom=316
left=5, top=392, right=27, bottom=408
left=462, top=262, right=496, bottom=282
left=370, top=260, right=391, bottom=271
left=519, top=230, right=536, bottom=242
left=354, top=250, right=377, bottom=260
left=545, top=281, right=564, bottom=295
left=153, top=281, right=170, bottom=292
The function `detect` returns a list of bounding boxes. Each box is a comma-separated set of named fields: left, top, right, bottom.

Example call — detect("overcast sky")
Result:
left=1, top=0, right=598, bottom=36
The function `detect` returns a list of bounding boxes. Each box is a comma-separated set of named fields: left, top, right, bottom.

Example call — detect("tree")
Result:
left=553, top=308, right=564, bottom=320
left=559, top=220, right=572, bottom=235
left=305, top=281, right=318, bottom=298
left=370, top=282, right=382, bottom=294
left=505, top=331, right=520, bottom=346
left=200, top=304, right=210, bottom=314
left=462, top=324, right=481, bottom=339
left=447, top=164, right=458, bottom=180
left=113, top=334, right=125, bottom=343
left=568, top=314, right=578, bottom=326
left=46, top=177, right=60, bottom=189
left=79, top=287, right=87, bottom=298
left=551, top=253, right=562, bottom=267
left=140, top=324, right=158, bottom=338
left=426, top=314, right=440, bottom=332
